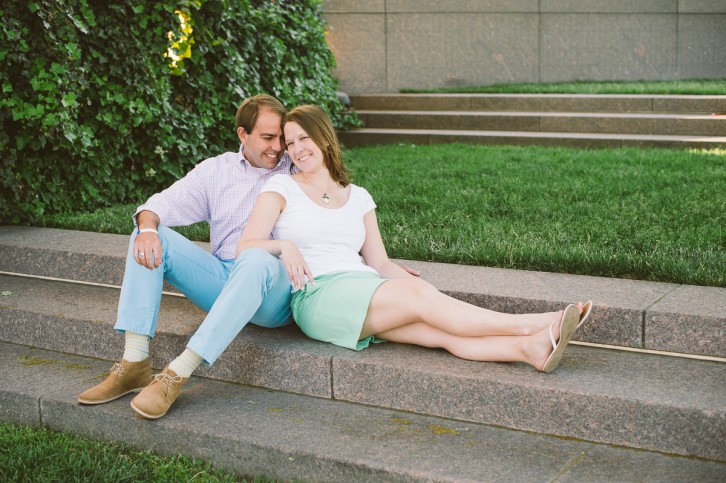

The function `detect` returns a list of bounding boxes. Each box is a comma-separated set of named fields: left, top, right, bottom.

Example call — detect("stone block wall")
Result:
left=323, top=0, right=726, bottom=93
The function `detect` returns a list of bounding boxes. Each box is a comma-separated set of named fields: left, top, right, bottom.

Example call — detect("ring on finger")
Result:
left=138, top=251, right=145, bottom=258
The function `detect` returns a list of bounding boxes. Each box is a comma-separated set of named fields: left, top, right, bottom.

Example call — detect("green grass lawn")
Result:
left=351, top=144, right=726, bottom=287
left=400, top=79, right=726, bottom=95
left=0, top=422, right=256, bottom=481
left=43, top=144, right=725, bottom=287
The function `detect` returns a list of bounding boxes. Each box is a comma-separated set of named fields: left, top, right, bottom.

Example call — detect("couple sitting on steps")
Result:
left=78, top=95, right=593, bottom=419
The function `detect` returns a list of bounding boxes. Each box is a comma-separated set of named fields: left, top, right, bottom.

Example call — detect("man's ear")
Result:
left=237, top=126, right=247, bottom=144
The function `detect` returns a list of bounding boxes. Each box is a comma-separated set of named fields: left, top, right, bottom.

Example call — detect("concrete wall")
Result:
left=322, top=0, right=726, bottom=94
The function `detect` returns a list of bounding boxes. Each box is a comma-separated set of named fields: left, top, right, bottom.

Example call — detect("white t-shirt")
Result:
left=260, top=174, right=379, bottom=280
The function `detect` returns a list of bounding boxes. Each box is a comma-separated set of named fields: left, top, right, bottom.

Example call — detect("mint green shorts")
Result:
left=291, top=271, right=387, bottom=350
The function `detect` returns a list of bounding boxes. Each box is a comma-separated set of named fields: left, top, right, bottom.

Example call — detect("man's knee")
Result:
left=235, top=248, right=278, bottom=271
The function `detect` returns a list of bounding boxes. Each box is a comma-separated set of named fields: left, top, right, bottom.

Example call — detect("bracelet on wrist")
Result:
left=137, top=228, right=159, bottom=235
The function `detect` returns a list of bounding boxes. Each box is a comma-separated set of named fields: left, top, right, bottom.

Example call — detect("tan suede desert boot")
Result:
left=130, top=367, right=188, bottom=419
left=78, top=359, right=153, bottom=405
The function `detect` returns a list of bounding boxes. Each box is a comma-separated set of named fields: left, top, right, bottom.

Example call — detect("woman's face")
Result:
left=284, top=121, right=324, bottom=172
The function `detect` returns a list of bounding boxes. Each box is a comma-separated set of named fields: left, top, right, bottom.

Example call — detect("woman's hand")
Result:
left=399, top=265, right=421, bottom=277
left=278, top=240, right=315, bottom=290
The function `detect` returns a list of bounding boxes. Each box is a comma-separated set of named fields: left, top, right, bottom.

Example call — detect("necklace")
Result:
left=303, top=175, right=333, bottom=204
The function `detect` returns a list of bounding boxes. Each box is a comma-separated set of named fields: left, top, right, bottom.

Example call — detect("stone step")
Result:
left=337, top=128, right=726, bottom=150
left=0, top=225, right=167, bottom=288
left=349, top=94, right=726, bottom=114
left=356, top=110, right=726, bottom=136
left=1, top=225, right=724, bottom=357
left=4, top=342, right=725, bottom=481
left=0, top=274, right=724, bottom=461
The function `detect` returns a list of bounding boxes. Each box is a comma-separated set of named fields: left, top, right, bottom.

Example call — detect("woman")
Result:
left=237, top=105, right=591, bottom=373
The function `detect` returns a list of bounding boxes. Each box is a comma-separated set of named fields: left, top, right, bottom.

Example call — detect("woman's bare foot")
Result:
left=526, top=310, right=564, bottom=371
left=511, top=310, right=566, bottom=336
left=537, top=305, right=580, bottom=373
left=528, top=302, right=589, bottom=335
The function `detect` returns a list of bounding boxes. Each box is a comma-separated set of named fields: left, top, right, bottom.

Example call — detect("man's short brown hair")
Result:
left=235, top=94, right=286, bottom=133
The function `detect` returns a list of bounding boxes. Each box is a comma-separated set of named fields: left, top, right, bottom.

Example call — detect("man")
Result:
left=78, top=94, right=417, bottom=419
left=78, top=94, right=295, bottom=418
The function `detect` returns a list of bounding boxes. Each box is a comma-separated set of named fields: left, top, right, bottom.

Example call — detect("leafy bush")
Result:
left=0, top=0, right=356, bottom=223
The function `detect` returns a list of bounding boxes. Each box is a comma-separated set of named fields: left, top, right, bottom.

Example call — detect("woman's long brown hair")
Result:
left=283, top=105, right=350, bottom=187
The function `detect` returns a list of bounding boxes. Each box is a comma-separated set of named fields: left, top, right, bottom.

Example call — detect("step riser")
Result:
left=1, top=245, right=126, bottom=286
left=2, top=253, right=722, bottom=358
left=0, top=276, right=333, bottom=398
left=358, top=113, right=726, bottom=136
left=2, top=280, right=724, bottom=461
left=2, top=227, right=723, bottom=358
left=9, top=342, right=722, bottom=481
left=333, top=352, right=726, bottom=462
left=350, top=95, right=726, bottom=113
left=38, top=397, right=396, bottom=483
left=0, top=309, right=333, bottom=399
left=347, top=94, right=726, bottom=149
left=5, top=264, right=715, bottom=356
left=338, top=131, right=726, bottom=150
left=0, top=225, right=190, bottom=291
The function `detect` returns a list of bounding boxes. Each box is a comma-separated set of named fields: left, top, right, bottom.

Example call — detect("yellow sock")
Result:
left=122, top=331, right=149, bottom=362
left=168, top=348, right=204, bottom=378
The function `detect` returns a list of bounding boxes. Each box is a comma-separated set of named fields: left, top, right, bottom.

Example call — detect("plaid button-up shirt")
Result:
left=135, top=144, right=293, bottom=260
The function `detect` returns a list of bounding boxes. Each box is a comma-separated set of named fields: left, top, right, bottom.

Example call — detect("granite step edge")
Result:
left=336, top=130, right=726, bottom=150
left=356, top=110, right=726, bottom=136
left=348, top=94, right=726, bottom=113
left=337, top=128, right=726, bottom=142
left=1, top=225, right=724, bottom=357
left=5, top=341, right=725, bottom=481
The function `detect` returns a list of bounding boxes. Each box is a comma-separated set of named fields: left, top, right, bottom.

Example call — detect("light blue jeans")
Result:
left=114, top=226, right=292, bottom=365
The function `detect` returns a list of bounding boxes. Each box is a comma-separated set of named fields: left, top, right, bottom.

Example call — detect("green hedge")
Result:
left=1, top=0, right=357, bottom=223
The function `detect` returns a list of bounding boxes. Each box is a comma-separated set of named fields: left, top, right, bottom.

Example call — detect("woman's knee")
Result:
left=402, top=278, right=439, bottom=302
left=375, top=278, right=438, bottom=319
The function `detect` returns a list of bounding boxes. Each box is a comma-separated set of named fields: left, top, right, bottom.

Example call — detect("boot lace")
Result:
left=153, top=372, right=183, bottom=389
left=108, top=362, right=125, bottom=377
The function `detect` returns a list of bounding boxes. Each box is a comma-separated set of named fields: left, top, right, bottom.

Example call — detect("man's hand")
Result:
left=133, top=231, right=162, bottom=269
left=134, top=211, right=162, bottom=270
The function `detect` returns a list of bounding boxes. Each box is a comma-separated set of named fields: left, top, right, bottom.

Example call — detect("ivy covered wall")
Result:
left=1, top=0, right=355, bottom=222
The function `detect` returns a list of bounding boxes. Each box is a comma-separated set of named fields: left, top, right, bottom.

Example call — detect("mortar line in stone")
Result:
left=674, top=12, right=681, bottom=99
left=384, top=0, right=389, bottom=93
left=0, top=271, right=185, bottom=298
left=639, top=284, right=683, bottom=349
left=538, top=1, right=543, bottom=84
left=550, top=448, right=590, bottom=483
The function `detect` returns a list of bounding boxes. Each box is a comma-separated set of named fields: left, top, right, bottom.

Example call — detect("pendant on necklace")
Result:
left=321, top=193, right=331, bottom=204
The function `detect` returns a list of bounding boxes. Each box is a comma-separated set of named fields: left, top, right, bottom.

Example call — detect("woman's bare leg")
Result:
left=375, top=315, right=563, bottom=370
left=361, top=278, right=563, bottom=339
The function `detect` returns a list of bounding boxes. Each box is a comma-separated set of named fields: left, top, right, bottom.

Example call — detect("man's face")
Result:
left=237, top=107, right=284, bottom=169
